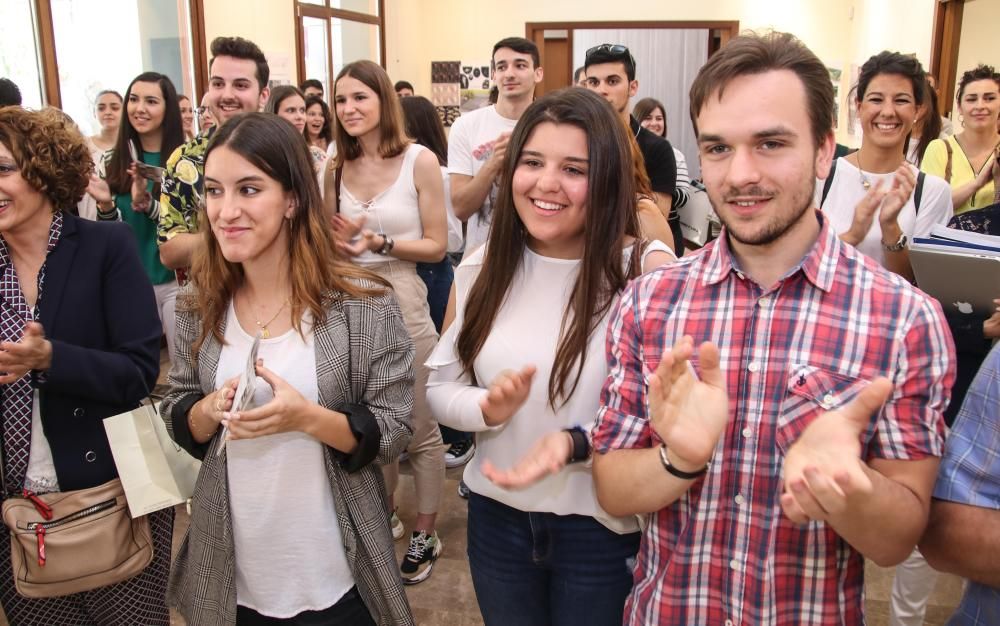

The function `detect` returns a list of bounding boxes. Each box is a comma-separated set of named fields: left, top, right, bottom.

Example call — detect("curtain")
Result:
left=574, top=28, right=709, bottom=179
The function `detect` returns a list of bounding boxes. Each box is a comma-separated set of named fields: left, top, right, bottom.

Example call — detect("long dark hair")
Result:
left=189, top=113, right=386, bottom=355
left=457, top=88, right=641, bottom=409
left=914, top=77, right=943, bottom=166
left=304, top=94, right=332, bottom=146
left=401, top=96, right=447, bottom=166
left=854, top=51, right=926, bottom=157
left=106, top=72, right=183, bottom=195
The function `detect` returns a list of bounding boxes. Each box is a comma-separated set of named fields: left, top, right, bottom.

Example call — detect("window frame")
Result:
left=31, top=0, right=208, bottom=108
left=293, top=0, right=386, bottom=92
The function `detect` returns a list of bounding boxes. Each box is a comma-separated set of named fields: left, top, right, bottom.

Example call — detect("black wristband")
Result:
left=658, top=445, right=708, bottom=480
left=564, top=426, right=590, bottom=464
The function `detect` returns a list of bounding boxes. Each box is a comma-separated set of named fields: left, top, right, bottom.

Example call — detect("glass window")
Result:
left=0, top=0, right=45, bottom=109
left=331, top=0, right=379, bottom=15
left=49, top=0, right=196, bottom=136
left=331, top=18, right=381, bottom=77
left=303, top=15, right=330, bottom=96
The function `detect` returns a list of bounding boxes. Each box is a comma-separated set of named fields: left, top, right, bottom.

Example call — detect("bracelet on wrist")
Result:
left=658, top=445, right=709, bottom=480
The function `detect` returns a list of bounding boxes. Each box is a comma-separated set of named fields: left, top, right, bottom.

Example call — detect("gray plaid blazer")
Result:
left=161, top=282, right=415, bottom=625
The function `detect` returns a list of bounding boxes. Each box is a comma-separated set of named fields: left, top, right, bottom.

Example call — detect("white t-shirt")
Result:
left=339, top=144, right=426, bottom=266
left=817, top=157, right=953, bottom=266
left=218, top=304, right=353, bottom=618
left=426, top=242, right=669, bottom=534
left=446, top=105, right=518, bottom=254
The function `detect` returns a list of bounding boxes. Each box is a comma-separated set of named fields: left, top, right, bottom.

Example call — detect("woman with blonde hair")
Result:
left=162, top=112, right=415, bottom=624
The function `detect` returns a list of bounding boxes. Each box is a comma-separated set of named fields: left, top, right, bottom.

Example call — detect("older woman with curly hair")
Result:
left=0, top=106, right=168, bottom=624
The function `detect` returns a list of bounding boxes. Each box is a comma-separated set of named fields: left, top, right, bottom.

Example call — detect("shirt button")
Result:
left=735, top=494, right=746, bottom=505
left=747, top=361, right=760, bottom=373
left=729, top=558, right=739, bottom=570
left=742, top=427, right=752, bottom=438
left=726, top=621, right=735, bottom=626
left=757, top=296, right=770, bottom=307
left=821, top=393, right=836, bottom=409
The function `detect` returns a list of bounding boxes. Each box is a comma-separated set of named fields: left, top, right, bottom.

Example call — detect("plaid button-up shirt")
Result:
left=593, top=212, right=955, bottom=625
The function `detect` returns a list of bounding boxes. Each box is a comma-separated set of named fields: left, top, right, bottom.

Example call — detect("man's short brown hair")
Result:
left=689, top=31, right=834, bottom=148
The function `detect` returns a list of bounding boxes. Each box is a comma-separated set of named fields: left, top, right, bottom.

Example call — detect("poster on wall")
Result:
left=431, top=60, right=461, bottom=126
left=459, top=61, right=491, bottom=112
left=267, top=51, right=294, bottom=89
left=847, top=64, right=861, bottom=137
left=431, top=59, right=492, bottom=126
left=827, top=65, right=842, bottom=130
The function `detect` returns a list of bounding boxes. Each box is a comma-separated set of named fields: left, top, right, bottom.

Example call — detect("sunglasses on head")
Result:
left=586, top=44, right=630, bottom=58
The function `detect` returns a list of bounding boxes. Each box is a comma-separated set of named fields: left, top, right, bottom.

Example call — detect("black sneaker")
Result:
left=400, top=530, right=442, bottom=585
left=457, top=479, right=470, bottom=500
left=444, top=439, right=475, bottom=468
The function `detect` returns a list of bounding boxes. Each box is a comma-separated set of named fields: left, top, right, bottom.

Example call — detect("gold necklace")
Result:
left=244, top=294, right=289, bottom=339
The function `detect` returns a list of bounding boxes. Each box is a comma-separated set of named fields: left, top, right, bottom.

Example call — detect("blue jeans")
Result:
left=415, top=257, right=454, bottom=333
left=467, top=492, right=640, bottom=626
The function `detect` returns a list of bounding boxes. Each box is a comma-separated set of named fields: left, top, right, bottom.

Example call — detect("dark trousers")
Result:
left=417, top=256, right=472, bottom=447
left=236, top=587, right=375, bottom=626
left=467, top=492, right=640, bottom=626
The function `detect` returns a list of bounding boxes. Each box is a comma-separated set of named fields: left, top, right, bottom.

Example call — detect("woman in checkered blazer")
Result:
left=160, top=112, right=416, bottom=625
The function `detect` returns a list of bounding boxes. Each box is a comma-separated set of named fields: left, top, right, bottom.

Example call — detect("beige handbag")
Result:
left=1, top=479, right=153, bottom=598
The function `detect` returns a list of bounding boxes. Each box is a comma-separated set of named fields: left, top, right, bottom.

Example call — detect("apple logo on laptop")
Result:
left=953, top=301, right=974, bottom=314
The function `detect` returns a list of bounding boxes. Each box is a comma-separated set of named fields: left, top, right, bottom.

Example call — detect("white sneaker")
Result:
left=390, top=509, right=404, bottom=541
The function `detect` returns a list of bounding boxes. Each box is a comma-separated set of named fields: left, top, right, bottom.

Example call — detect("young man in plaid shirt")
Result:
left=592, top=32, right=955, bottom=625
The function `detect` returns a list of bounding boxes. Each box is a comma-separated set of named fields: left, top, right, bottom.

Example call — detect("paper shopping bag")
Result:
left=103, top=405, right=201, bottom=518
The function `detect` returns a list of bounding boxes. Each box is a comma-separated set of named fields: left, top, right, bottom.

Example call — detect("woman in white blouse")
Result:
left=426, top=88, right=672, bottom=625
left=324, top=60, right=448, bottom=586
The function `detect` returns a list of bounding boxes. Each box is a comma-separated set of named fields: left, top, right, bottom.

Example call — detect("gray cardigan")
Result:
left=161, top=282, right=416, bottom=625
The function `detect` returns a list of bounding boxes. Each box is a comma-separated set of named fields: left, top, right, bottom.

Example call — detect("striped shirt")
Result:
left=593, top=211, right=955, bottom=625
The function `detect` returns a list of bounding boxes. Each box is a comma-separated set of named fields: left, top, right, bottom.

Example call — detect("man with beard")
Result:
left=158, top=36, right=270, bottom=274
left=449, top=36, right=542, bottom=254
left=590, top=32, right=955, bottom=626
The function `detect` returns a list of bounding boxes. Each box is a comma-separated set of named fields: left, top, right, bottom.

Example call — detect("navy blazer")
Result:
left=30, top=213, right=161, bottom=491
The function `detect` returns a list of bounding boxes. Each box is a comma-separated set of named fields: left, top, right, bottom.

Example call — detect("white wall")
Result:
left=955, top=0, right=1000, bottom=95
left=202, top=0, right=296, bottom=85
left=383, top=0, right=937, bottom=146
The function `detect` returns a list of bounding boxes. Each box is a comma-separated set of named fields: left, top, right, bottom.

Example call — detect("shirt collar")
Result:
left=702, top=209, right=840, bottom=293
left=0, top=211, right=64, bottom=271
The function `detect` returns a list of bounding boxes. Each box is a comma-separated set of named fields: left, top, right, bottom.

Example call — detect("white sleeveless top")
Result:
left=339, top=143, right=426, bottom=266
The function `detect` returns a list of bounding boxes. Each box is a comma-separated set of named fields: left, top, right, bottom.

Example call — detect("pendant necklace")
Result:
left=246, top=295, right=289, bottom=339
left=856, top=151, right=872, bottom=191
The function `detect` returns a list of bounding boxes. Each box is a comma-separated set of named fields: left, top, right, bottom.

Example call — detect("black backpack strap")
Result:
left=914, top=171, right=925, bottom=215
left=821, top=157, right=839, bottom=207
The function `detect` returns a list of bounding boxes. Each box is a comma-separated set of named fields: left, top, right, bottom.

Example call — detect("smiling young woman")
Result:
left=425, top=87, right=672, bottom=625
left=818, top=51, right=953, bottom=282
left=162, top=112, right=415, bottom=625
left=324, top=59, right=449, bottom=586
left=922, top=64, right=1000, bottom=216
left=87, top=72, right=185, bottom=363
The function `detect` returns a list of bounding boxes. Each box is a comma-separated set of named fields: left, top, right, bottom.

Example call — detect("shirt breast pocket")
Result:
left=776, top=364, right=873, bottom=455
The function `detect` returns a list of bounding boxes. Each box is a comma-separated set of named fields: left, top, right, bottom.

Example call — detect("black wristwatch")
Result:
left=375, top=233, right=394, bottom=255
left=658, top=445, right=709, bottom=480
left=564, top=426, right=590, bottom=464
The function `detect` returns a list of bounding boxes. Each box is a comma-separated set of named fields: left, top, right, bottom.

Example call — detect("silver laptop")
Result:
left=911, top=246, right=1000, bottom=317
